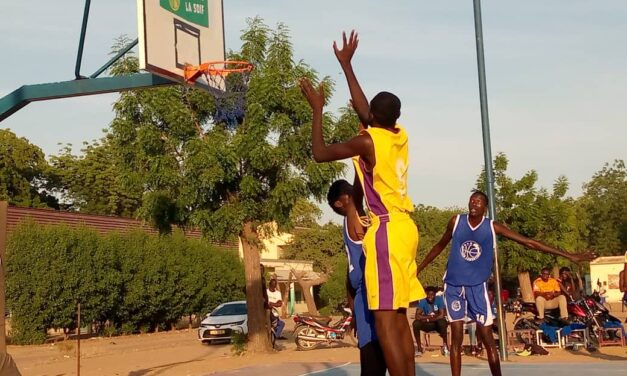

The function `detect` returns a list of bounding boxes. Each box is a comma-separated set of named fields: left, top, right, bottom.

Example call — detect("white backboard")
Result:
left=137, top=0, right=225, bottom=93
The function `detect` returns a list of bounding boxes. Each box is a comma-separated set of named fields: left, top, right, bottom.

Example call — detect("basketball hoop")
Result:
left=184, top=61, right=254, bottom=128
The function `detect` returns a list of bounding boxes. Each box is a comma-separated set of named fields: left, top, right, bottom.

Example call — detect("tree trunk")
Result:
left=291, top=269, right=328, bottom=315
left=518, top=271, right=534, bottom=303
left=241, top=221, right=273, bottom=353
left=279, top=282, right=288, bottom=318
left=551, top=266, right=560, bottom=279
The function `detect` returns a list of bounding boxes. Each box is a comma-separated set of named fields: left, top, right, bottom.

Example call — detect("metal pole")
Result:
left=77, top=302, right=81, bottom=376
left=0, top=202, right=7, bottom=353
left=90, top=39, right=138, bottom=78
left=75, top=0, right=92, bottom=79
left=472, top=0, right=508, bottom=361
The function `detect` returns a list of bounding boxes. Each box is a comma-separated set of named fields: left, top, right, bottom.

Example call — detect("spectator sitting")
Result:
left=533, top=268, right=568, bottom=323
left=557, top=267, right=582, bottom=302
left=412, top=286, right=449, bottom=356
left=267, top=277, right=286, bottom=339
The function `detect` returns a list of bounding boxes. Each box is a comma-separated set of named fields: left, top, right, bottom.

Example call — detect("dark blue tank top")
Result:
left=444, top=214, right=495, bottom=286
left=343, top=218, right=365, bottom=291
left=343, top=218, right=376, bottom=348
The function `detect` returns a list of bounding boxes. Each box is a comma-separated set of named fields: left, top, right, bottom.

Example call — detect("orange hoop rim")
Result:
left=184, top=60, right=253, bottom=83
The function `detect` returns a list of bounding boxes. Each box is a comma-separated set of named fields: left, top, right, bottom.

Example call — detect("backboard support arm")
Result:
left=0, top=74, right=175, bottom=122
left=75, top=0, right=92, bottom=79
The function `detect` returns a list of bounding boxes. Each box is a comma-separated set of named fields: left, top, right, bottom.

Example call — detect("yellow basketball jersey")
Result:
left=353, top=125, right=414, bottom=217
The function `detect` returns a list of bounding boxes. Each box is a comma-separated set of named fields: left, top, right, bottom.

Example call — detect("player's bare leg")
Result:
left=373, top=310, right=414, bottom=376
left=449, top=321, right=464, bottom=376
left=396, top=310, right=416, bottom=375
left=477, top=324, right=501, bottom=376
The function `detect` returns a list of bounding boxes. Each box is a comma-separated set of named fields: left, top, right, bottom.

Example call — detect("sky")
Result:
left=1, top=1, right=625, bottom=224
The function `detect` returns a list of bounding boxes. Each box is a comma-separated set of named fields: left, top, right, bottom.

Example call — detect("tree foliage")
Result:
left=475, top=153, right=586, bottom=278
left=50, top=136, right=142, bottom=216
left=105, top=22, right=351, bottom=237
left=412, top=204, right=461, bottom=287
left=0, top=129, right=58, bottom=208
left=103, top=19, right=353, bottom=352
left=282, top=223, right=345, bottom=275
left=578, top=159, right=627, bottom=256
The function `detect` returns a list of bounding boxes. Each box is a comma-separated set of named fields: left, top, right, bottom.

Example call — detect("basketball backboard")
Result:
left=137, top=0, right=225, bottom=93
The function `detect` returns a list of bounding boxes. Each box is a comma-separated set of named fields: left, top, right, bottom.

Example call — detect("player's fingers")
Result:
left=333, top=41, right=338, bottom=53
left=299, top=78, right=312, bottom=95
left=342, top=31, right=347, bottom=47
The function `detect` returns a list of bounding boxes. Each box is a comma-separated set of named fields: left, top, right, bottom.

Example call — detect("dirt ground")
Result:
left=9, top=311, right=627, bottom=376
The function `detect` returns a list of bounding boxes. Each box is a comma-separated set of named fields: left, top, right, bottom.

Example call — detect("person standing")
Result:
left=328, top=179, right=387, bottom=376
left=418, top=191, right=596, bottom=376
left=301, top=30, right=426, bottom=376
left=267, top=278, right=286, bottom=339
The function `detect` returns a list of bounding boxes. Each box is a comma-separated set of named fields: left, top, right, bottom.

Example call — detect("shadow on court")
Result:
left=209, top=361, right=627, bottom=376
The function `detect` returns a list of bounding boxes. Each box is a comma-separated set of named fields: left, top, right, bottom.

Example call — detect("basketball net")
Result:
left=184, top=61, right=253, bottom=129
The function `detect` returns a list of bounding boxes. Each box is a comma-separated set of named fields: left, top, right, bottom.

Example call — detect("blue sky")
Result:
left=1, top=1, right=626, bottom=223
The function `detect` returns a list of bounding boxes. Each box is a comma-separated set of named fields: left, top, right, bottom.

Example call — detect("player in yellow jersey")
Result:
left=300, top=31, right=424, bottom=376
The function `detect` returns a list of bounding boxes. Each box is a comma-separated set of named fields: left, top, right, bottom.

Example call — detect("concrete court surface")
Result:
left=210, top=361, right=627, bottom=376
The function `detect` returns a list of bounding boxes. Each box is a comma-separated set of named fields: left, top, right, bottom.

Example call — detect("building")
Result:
left=238, top=223, right=321, bottom=315
left=589, top=255, right=626, bottom=303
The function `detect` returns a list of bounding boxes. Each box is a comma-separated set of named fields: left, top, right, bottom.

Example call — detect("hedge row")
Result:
left=6, top=221, right=245, bottom=344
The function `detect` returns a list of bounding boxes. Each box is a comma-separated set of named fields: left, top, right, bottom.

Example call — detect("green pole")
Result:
left=75, top=0, right=92, bottom=79
left=289, top=283, right=295, bottom=315
left=472, top=0, right=508, bottom=361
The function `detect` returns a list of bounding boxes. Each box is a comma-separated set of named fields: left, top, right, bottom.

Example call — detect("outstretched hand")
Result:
left=568, top=250, right=597, bottom=263
left=333, top=30, right=359, bottom=67
left=299, top=78, right=325, bottom=112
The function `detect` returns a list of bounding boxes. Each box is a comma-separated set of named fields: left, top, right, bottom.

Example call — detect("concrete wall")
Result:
left=590, top=256, right=626, bottom=303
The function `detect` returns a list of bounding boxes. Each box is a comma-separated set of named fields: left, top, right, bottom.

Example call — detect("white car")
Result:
left=198, top=300, right=247, bottom=344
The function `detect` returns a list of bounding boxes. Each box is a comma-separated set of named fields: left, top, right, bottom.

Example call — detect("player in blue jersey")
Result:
left=328, top=179, right=387, bottom=376
left=417, top=191, right=596, bottom=376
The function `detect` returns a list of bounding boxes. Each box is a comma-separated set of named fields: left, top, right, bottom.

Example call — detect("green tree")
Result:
left=412, top=204, right=461, bottom=287
left=289, top=198, right=322, bottom=228
left=106, top=19, right=352, bottom=352
left=0, top=129, right=58, bottom=208
left=319, top=256, right=348, bottom=314
left=475, top=153, right=584, bottom=298
left=578, top=160, right=627, bottom=256
left=50, top=136, right=143, bottom=216
left=282, top=223, right=345, bottom=274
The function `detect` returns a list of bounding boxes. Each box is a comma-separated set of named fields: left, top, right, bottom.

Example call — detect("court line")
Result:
left=297, top=362, right=352, bottom=376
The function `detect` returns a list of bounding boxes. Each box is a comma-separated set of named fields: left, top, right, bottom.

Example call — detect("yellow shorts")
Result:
left=363, top=212, right=426, bottom=310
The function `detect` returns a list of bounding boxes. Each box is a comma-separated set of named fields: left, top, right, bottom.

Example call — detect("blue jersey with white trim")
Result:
left=343, top=218, right=365, bottom=291
left=444, top=214, right=495, bottom=286
left=342, top=218, right=376, bottom=348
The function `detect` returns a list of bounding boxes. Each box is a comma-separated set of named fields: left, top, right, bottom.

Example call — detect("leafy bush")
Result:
left=6, top=221, right=245, bottom=344
left=230, top=331, right=248, bottom=356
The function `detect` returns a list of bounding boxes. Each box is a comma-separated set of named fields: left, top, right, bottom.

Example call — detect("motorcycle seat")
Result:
left=300, top=315, right=333, bottom=325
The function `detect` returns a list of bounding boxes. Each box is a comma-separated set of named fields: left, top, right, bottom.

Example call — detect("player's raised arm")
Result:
left=417, top=216, right=456, bottom=275
left=334, top=30, right=371, bottom=126
left=493, top=222, right=597, bottom=263
left=299, top=78, right=373, bottom=163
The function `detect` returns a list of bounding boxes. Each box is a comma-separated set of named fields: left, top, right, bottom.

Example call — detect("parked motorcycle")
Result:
left=507, top=295, right=622, bottom=348
left=293, top=306, right=355, bottom=350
